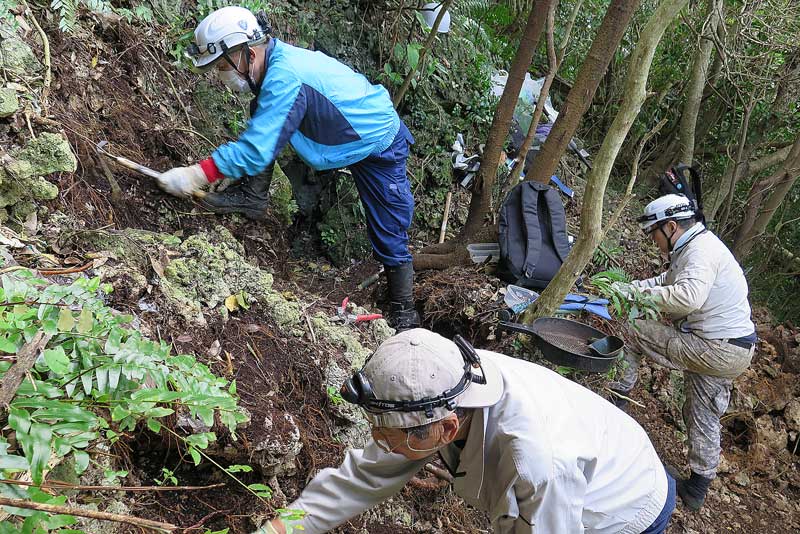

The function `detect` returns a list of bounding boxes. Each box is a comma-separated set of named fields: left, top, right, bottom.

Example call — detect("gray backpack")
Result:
left=497, top=181, right=571, bottom=289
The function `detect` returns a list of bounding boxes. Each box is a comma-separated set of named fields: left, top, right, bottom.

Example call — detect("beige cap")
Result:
left=363, top=329, right=504, bottom=428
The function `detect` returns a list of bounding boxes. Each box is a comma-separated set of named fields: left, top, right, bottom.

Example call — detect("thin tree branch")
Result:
left=0, top=497, right=177, bottom=532
left=0, top=332, right=52, bottom=412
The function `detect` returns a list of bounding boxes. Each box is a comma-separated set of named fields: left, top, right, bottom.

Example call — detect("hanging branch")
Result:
left=21, top=1, right=51, bottom=115
left=393, top=0, right=455, bottom=108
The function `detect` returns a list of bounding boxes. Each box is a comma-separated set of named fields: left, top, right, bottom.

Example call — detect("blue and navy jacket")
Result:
left=212, top=39, right=401, bottom=176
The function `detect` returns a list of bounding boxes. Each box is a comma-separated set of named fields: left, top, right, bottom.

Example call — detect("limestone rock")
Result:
left=16, top=132, right=78, bottom=176
left=755, top=414, right=788, bottom=451
left=252, top=412, right=303, bottom=476
left=0, top=23, right=42, bottom=76
left=0, top=87, right=18, bottom=118
left=784, top=398, right=800, bottom=432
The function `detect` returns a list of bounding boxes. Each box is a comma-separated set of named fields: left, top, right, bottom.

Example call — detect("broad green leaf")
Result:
left=43, top=346, right=70, bottom=375
left=57, top=308, right=74, bottom=332
left=111, top=405, right=130, bottom=421
left=146, top=418, right=162, bottom=433
left=46, top=514, right=77, bottom=529
left=108, top=365, right=121, bottom=391
left=0, top=452, right=29, bottom=471
left=104, top=329, right=122, bottom=354
left=18, top=423, right=52, bottom=485
left=0, top=334, right=18, bottom=354
left=9, top=407, right=31, bottom=434
left=96, top=367, right=108, bottom=394
left=188, top=446, right=201, bottom=465
left=146, top=407, right=174, bottom=418
left=407, top=43, right=421, bottom=70
left=77, top=308, right=93, bottom=333
left=247, top=483, right=273, bottom=498
left=73, top=450, right=90, bottom=475
left=225, top=464, right=253, bottom=473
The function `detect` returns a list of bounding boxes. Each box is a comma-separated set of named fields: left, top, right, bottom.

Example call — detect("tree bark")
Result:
left=393, top=0, right=455, bottom=108
left=522, top=0, right=689, bottom=321
left=0, top=332, right=52, bottom=413
left=733, top=135, right=800, bottom=260
left=677, top=0, right=723, bottom=166
left=455, top=0, right=554, bottom=241
left=505, top=2, right=558, bottom=194
left=524, top=0, right=642, bottom=186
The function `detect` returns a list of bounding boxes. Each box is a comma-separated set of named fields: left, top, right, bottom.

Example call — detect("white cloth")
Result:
left=278, top=351, right=668, bottom=534
left=157, top=164, right=207, bottom=198
left=632, top=226, right=754, bottom=339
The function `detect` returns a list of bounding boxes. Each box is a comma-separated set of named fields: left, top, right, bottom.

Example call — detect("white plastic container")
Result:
left=467, top=243, right=501, bottom=264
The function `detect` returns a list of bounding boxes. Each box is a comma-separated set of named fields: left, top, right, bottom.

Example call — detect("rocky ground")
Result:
left=1, top=5, right=798, bottom=534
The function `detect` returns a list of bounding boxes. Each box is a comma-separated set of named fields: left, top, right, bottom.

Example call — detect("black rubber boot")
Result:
left=385, top=262, right=420, bottom=332
left=199, top=164, right=274, bottom=221
left=671, top=468, right=712, bottom=511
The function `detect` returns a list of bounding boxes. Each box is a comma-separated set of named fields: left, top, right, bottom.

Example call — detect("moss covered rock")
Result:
left=16, top=132, right=78, bottom=176
left=0, top=24, right=42, bottom=77
left=0, top=87, right=18, bottom=118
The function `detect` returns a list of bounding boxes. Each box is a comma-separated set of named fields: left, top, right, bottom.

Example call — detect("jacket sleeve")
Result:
left=632, top=272, right=667, bottom=289
left=280, top=440, right=427, bottom=534
left=211, top=65, right=307, bottom=179
left=639, top=258, right=716, bottom=317
left=510, top=470, right=587, bottom=534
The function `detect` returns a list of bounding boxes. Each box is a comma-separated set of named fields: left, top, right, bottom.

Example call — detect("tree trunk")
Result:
left=522, top=0, right=689, bottom=321
left=393, top=0, right=455, bottom=108
left=504, top=2, right=558, bottom=194
left=733, top=135, right=800, bottom=260
left=456, top=0, right=554, bottom=241
left=677, top=0, right=722, bottom=166
left=524, top=0, right=642, bottom=186
left=711, top=97, right=755, bottom=228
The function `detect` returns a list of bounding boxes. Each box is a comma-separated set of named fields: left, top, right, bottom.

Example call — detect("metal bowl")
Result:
left=499, top=317, right=623, bottom=373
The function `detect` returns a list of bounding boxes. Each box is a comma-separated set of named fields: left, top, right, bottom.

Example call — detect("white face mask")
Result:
left=218, top=69, right=251, bottom=93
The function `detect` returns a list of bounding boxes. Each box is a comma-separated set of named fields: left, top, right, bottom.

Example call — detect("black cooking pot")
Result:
left=499, top=317, right=624, bottom=373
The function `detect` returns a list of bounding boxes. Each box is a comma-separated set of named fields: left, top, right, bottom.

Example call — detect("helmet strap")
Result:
left=221, top=44, right=260, bottom=95
left=657, top=222, right=677, bottom=253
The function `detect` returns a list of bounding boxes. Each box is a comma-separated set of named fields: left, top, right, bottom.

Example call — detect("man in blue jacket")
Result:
left=158, top=6, right=419, bottom=330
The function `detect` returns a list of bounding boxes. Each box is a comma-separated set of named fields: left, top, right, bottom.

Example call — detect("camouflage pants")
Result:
left=614, top=320, right=754, bottom=478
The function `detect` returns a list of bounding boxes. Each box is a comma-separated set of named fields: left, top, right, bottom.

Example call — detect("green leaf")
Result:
left=73, top=450, right=90, bottom=475
left=0, top=452, right=29, bottom=470
left=18, top=423, right=53, bottom=485
left=77, top=308, right=93, bottom=333
left=9, top=407, right=31, bottom=434
left=225, top=464, right=253, bottom=473
left=146, top=407, right=174, bottom=418
left=43, top=346, right=70, bottom=375
left=228, top=380, right=237, bottom=395
left=57, top=308, right=74, bottom=332
left=407, top=43, right=421, bottom=70
left=111, top=405, right=130, bottom=421
left=247, top=483, right=273, bottom=498
left=146, top=418, right=162, bottom=433
left=188, top=446, right=202, bottom=465
left=46, top=514, right=76, bottom=529
left=0, top=334, right=18, bottom=353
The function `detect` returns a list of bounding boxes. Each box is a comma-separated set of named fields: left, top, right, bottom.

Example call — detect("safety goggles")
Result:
left=372, top=426, right=442, bottom=454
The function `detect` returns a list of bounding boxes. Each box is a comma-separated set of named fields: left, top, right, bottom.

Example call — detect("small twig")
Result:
left=183, top=508, right=232, bottom=531
left=144, top=47, right=192, bottom=128
left=96, top=152, right=123, bottom=205
left=424, top=463, right=454, bottom=483
left=604, top=388, right=645, bottom=408
left=438, top=191, right=453, bottom=244
left=0, top=479, right=225, bottom=493
left=38, top=261, right=95, bottom=276
left=22, top=0, right=51, bottom=114
left=305, top=315, right=317, bottom=344
left=0, top=497, right=176, bottom=532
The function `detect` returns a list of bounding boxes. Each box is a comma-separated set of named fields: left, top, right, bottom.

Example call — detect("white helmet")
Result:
left=421, top=2, right=451, bottom=33
left=637, top=194, right=695, bottom=233
left=186, top=6, right=268, bottom=72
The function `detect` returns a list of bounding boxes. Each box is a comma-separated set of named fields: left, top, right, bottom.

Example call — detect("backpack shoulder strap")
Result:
left=520, top=182, right=545, bottom=278
left=543, top=186, right=571, bottom=261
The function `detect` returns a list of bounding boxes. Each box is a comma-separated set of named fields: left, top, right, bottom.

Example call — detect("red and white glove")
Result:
left=157, top=158, right=225, bottom=198
left=157, top=164, right=208, bottom=198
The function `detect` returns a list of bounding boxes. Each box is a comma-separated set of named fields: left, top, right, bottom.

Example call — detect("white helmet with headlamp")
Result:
left=186, top=7, right=271, bottom=93
left=637, top=194, right=696, bottom=234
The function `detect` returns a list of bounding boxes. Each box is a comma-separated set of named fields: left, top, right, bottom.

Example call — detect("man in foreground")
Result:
left=612, top=194, right=757, bottom=511
left=156, top=6, right=419, bottom=330
left=256, top=328, right=675, bottom=533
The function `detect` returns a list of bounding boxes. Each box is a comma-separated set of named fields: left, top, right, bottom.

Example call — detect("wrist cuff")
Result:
left=199, top=158, right=224, bottom=183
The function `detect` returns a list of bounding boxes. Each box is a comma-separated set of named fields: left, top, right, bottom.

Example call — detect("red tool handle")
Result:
left=355, top=314, right=383, bottom=323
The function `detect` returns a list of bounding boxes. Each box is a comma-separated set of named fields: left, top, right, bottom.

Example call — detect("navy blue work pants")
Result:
left=348, top=121, right=415, bottom=267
